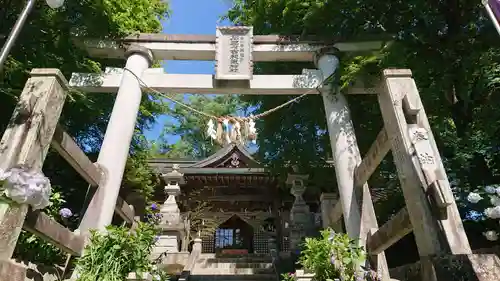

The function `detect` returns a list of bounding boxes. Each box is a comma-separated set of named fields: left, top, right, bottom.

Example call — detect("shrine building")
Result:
left=147, top=143, right=329, bottom=256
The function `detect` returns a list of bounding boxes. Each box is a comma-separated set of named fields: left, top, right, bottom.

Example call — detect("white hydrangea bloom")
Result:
left=483, top=230, right=499, bottom=241
left=485, top=206, right=500, bottom=219
left=491, top=195, right=500, bottom=207
left=467, top=192, right=482, bottom=204
left=3, top=167, right=51, bottom=210
left=485, top=185, right=497, bottom=194
left=0, top=168, right=11, bottom=181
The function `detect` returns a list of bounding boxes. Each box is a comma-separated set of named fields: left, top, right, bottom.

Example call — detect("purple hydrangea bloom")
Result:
left=151, top=203, right=158, bottom=211
left=59, top=208, right=72, bottom=218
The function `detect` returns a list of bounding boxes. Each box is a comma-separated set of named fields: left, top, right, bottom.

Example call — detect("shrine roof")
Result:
left=148, top=143, right=264, bottom=175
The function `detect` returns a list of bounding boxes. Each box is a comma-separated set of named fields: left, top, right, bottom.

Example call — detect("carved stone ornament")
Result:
left=230, top=153, right=240, bottom=167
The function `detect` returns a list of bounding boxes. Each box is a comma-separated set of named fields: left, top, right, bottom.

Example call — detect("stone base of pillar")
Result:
left=389, top=254, right=500, bottom=281
left=0, top=259, right=27, bottom=281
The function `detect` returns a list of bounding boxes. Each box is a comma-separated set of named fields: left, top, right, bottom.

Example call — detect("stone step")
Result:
left=189, top=273, right=276, bottom=281
left=198, top=262, right=273, bottom=269
left=197, top=255, right=273, bottom=264
left=192, top=267, right=274, bottom=275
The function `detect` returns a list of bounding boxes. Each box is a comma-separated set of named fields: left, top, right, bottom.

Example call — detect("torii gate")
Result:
left=66, top=27, right=494, bottom=280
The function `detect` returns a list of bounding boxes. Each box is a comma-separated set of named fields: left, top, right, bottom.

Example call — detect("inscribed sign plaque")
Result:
left=215, top=26, right=253, bottom=80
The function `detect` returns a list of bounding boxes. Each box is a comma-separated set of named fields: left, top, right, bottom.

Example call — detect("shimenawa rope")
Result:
left=122, top=67, right=335, bottom=122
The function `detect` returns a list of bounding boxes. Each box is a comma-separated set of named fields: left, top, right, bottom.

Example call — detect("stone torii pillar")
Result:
left=315, top=47, right=389, bottom=277
left=79, top=44, right=153, bottom=233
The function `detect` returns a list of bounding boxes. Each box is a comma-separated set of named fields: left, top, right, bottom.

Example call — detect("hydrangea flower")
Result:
left=483, top=230, right=499, bottom=241
left=490, top=195, right=500, bottom=207
left=0, top=168, right=11, bottom=181
left=485, top=185, right=497, bottom=194
left=151, top=203, right=158, bottom=211
left=3, top=167, right=51, bottom=210
left=485, top=206, right=500, bottom=219
left=467, top=192, right=482, bottom=203
left=59, top=208, right=72, bottom=218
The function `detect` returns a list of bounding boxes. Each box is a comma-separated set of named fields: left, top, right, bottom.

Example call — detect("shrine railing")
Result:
left=0, top=69, right=137, bottom=279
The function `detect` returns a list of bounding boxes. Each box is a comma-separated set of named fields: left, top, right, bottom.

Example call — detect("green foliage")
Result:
left=298, top=229, right=370, bottom=281
left=0, top=0, right=169, bottom=266
left=124, top=137, right=161, bottom=199
left=226, top=0, right=500, bottom=230
left=182, top=201, right=219, bottom=242
left=280, top=272, right=297, bottom=281
left=14, top=190, right=69, bottom=265
left=75, top=206, right=168, bottom=281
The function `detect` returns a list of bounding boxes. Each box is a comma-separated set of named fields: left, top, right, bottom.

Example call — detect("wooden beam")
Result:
left=367, top=208, right=412, bottom=255
left=23, top=210, right=85, bottom=256
left=78, top=35, right=389, bottom=61
left=115, top=196, right=135, bottom=224
left=51, top=126, right=101, bottom=186
left=69, top=69, right=377, bottom=95
left=50, top=127, right=135, bottom=223
left=354, top=128, right=391, bottom=188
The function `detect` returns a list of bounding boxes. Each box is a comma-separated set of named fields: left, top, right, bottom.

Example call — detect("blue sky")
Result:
left=144, top=0, right=233, bottom=142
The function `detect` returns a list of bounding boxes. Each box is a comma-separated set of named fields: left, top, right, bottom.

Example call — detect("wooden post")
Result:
left=0, top=69, right=68, bottom=275
left=378, top=69, right=472, bottom=279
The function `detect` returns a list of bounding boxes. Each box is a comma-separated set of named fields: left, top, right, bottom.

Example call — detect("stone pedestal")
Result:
left=320, top=193, right=342, bottom=232
left=154, top=233, right=180, bottom=254
left=160, top=188, right=181, bottom=225
left=193, top=237, right=202, bottom=252
left=152, top=222, right=187, bottom=258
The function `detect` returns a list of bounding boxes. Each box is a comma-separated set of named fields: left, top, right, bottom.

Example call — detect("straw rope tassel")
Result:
left=216, top=121, right=223, bottom=145
left=234, top=121, right=241, bottom=143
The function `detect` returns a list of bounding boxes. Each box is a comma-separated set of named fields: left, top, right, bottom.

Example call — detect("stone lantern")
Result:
left=160, top=164, right=185, bottom=225
left=286, top=169, right=312, bottom=252
left=152, top=164, right=186, bottom=257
